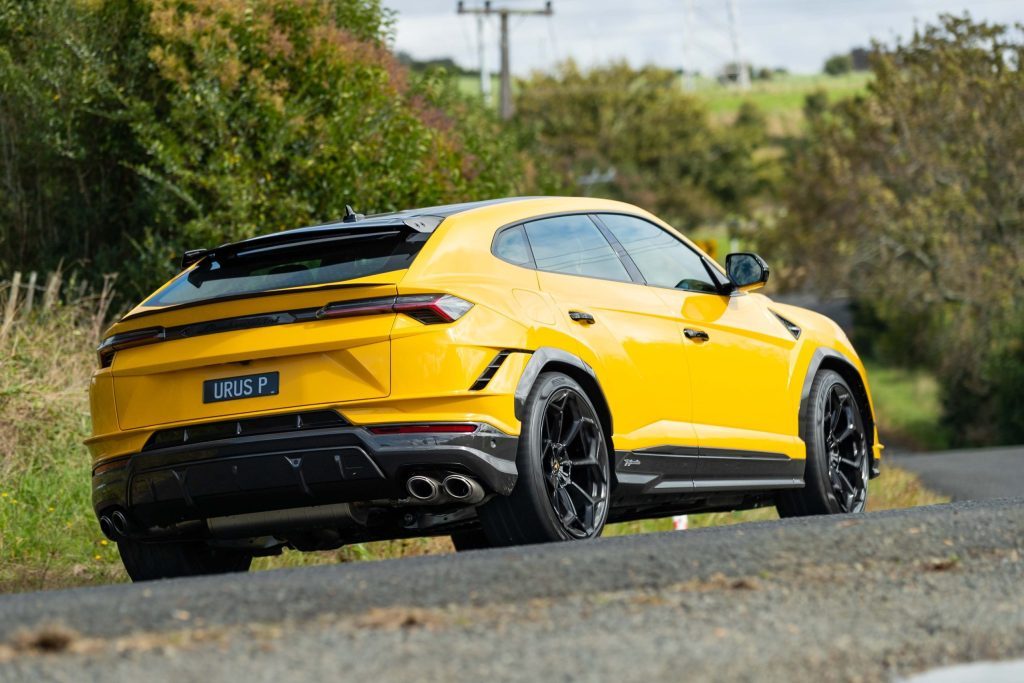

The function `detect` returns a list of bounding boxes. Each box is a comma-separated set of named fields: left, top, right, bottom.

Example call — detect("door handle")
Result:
left=569, top=310, right=596, bottom=325
left=684, top=328, right=709, bottom=342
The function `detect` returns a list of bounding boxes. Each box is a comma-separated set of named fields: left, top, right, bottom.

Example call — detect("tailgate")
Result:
left=111, top=285, right=397, bottom=430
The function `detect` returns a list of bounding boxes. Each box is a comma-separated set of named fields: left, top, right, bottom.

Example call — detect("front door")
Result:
left=594, top=213, right=803, bottom=486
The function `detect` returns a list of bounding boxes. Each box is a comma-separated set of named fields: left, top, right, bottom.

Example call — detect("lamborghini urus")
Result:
left=88, top=197, right=882, bottom=580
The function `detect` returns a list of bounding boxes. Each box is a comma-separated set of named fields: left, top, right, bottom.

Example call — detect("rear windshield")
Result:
left=145, top=228, right=429, bottom=308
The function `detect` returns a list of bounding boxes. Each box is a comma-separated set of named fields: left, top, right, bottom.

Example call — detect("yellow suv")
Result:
left=88, top=197, right=881, bottom=580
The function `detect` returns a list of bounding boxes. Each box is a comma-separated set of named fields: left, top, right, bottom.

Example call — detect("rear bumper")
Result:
left=93, top=420, right=518, bottom=531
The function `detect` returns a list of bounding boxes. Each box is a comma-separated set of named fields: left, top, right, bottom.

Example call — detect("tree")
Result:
left=774, top=15, right=1024, bottom=444
left=0, top=0, right=524, bottom=298
left=823, top=53, right=852, bottom=76
left=514, top=61, right=773, bottom=232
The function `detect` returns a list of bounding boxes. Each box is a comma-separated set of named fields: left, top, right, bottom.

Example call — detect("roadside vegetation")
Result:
left=0, top=4, right=1018, bottom=592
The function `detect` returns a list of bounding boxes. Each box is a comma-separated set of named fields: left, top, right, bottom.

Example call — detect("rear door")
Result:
left=517, top=214, right=699, bottom=467
left=108, top=226, right=429, bottom=430
left=595, top=213, right=803, bottom=471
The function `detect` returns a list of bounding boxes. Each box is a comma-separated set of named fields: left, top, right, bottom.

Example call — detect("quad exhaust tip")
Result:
left=442, top=474, right=486, bottom=504
left=406, top=475, right=442, bottom=503
left=406, top=474, right=486, bottom=505
left=99, top=515, right=116, bottom=540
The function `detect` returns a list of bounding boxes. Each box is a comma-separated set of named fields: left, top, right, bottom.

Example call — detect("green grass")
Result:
left=865, top=362, right=949, bottom=451
left=456, top=71, right=871, bottom=135
left=0, top=306, right=947, bottom=593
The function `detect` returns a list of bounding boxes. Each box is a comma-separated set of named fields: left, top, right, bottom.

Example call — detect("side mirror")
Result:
left=725, top=252, right=769, bottom=292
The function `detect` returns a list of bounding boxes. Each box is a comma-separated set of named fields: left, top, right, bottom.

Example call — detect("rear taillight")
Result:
left=317, top=294, right=473, bottom=324
left=366, top=424, right=478, bottom=435
left=97, top=327, right=166, bottom=368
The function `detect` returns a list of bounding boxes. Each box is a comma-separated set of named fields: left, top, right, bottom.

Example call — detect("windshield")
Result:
left=144, top=228, right=429, bottom=307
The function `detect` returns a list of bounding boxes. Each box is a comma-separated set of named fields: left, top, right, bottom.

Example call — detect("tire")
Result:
left=118, top=539, right=252, bottom=582
left=450, top=529, right=491, bottom=552
left=777, top=369, right=870, bottom=517
left=478, top=372, right=611, bottom=546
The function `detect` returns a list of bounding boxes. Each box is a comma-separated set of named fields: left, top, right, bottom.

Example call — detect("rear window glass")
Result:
left=145, top=228, right=428, bottom=307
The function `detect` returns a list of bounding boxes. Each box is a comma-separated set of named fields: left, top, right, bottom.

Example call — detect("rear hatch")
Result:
left=105, top=223, right=431, bottom=431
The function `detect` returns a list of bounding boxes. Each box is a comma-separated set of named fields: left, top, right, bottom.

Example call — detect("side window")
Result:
left=494, top=225, right=534, bottom=266
left=524, top=215, right=631, bottom=282
left=598, top=214, right=718, bottom=293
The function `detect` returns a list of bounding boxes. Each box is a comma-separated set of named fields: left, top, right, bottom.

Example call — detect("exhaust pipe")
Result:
left=442, top=474, right=486, bottom=504
left=406, top=475, right=442, bottom=504
left=98, top=516, right=116, bottom=540
left=110, top=510, right=130, bottom=537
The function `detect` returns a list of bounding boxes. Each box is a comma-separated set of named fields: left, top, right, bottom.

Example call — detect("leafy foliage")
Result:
left=775, top=15, right=1024, bottom=444
left=0, top=0, right=523, bottom=299
left=514, top=61, right=774, bottom=231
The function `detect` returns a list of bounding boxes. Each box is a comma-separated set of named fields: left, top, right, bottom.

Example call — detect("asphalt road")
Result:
left=0, top=498, right=1022, bottom=682
left=891, top=446, right=1024, bottom=501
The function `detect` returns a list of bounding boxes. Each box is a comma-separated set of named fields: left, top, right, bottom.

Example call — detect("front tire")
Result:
left=777, top=370, right=870, bottom=517
left=478, top=372, right=611, bottom=546
left=118, top=540, right=252, bottom=582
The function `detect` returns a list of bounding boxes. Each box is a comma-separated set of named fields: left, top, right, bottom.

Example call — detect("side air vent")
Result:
left=143, top=410, right=348, bottom=451
left=470, top=350, right=515, bottom=391
left=770, top=310, right=802, bottom=339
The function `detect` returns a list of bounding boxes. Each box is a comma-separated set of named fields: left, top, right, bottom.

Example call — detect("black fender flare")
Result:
left=513, top=347, right=601, bottom=422
left=799, top=347, right=878, bottom=475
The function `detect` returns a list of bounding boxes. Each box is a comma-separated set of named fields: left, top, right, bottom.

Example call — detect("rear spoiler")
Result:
left=179, top=214, right=444, bottom=270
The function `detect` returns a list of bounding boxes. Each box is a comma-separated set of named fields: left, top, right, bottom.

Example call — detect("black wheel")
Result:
left=777, top=370, right=870, bottom=517
left=118, top=539, right=252, bottom=582
left=450, top=529, right=491, bottom=552
left=478, top=372, right=611, bottom=545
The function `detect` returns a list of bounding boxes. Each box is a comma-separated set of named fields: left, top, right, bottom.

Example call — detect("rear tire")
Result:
left=118, top=540, right=252, bottom=582
left=777, top=370, right=870, bottom=517
left=478, top=372, right=611, bottom=546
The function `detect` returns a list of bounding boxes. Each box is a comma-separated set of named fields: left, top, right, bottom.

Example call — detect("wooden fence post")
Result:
left=42, top=271, right=61, bottom=311
left=22, top=271, right=37, bottom=318
left=0, top=271, right=21, bottom=341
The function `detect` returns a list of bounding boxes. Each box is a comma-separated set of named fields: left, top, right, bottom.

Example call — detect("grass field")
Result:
left=865, top=362, right=950, bottom=451
left=0, top=301, right=949, bottom=593
left=457, top=71, right=871, bottom=134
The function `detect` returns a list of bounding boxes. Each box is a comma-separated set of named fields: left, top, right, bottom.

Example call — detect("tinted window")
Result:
left=524, top=215, right=631, bottom=282
left=493, top=225, right=533, bottom=266
left=598, top=214, right=717, bottom=293
left=146, top=228, right=427, bottom=307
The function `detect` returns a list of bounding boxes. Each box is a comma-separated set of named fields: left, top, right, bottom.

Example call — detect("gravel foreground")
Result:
left=0, top=498, right=1021, bottom=682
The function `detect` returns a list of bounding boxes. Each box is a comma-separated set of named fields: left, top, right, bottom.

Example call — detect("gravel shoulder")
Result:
left=1, top=498, right=1022, bottom=682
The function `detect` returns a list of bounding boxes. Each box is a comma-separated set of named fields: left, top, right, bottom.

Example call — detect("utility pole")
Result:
left=476, top=13, right=491, bottom=105
left=457, top=1, right=554, bottom=120
left=684, top=0, right=695, bottom=91
left=725, top=0, right=749, bottom=90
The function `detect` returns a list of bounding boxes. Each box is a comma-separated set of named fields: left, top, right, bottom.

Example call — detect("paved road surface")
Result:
left=891, top=446, right=1024, bottom=500
left=0, top=498, right=1021, bottom=682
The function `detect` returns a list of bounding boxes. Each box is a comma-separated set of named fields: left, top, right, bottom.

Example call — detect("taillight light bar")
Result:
left=96, top=294, right=473, bottom=367
left=97, top=327, right=166, bottom=368
left=366, top=424, right=479, bottom=435
left=317, top=294, right=473, bottom=324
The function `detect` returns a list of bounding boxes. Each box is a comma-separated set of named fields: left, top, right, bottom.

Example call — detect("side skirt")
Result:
left=613, top=446, right=804, bottom=498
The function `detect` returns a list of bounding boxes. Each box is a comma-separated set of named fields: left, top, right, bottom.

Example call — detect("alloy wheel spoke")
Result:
left=555, top=486, right=578, bottom=526
left=569, top=480, right=595, bottom=505
left=561, top=417, right=583, bottom=449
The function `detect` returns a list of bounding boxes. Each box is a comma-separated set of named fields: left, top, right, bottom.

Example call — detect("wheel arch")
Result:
left=799, top=348, right=877, bottom=475
left=514, top=347, right=615, bottom=467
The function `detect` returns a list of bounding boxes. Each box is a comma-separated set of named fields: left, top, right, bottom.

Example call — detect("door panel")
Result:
left=653, top=290, right=803, bottom=460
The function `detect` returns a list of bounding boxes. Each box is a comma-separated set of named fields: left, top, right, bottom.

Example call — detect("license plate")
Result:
left=203, top=372, right=279, bottom=403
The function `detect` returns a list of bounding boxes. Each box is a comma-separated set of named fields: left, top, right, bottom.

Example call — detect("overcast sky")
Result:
left=384, top=0, right=1022, bottom=75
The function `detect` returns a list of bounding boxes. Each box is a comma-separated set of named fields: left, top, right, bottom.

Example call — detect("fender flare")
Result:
left=513, top=347, right=602, bottom=422
left=799, top=347, right=878, bottom=472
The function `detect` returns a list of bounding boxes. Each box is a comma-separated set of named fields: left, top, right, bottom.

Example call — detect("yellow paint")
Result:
left=88, top=197, right=881, bottom=472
